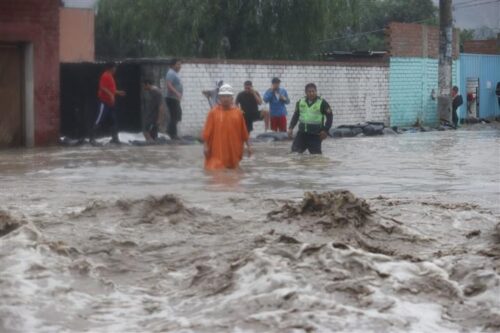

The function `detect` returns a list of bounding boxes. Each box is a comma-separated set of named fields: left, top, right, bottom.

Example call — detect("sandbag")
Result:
left=382, top=127, right=397, bottom=135
left=330, top=127, right=362, bottom=138
left=256, top=132, right=290, bottom=141
left=362, top=124, right=384, bottom=136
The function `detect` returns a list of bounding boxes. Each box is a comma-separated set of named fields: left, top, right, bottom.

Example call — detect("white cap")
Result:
left=218, top=84, right=234, bottom=96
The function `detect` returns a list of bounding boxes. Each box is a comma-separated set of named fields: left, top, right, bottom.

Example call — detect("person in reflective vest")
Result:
left=287, top=83, right=333, bottom=154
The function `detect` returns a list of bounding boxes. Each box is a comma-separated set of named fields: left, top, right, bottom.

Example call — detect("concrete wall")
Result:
left=142, top=60, right=389, bottom=136
left=389, top=58, right=459, bottom=127
left=386, top=22, right=460, bottom=127
left=60, top=8, right=94, bottom=62
left=0, top=0, right=60, bottom=146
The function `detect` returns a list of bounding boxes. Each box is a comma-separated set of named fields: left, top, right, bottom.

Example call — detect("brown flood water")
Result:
left=0, top=124, right=499, bottom=332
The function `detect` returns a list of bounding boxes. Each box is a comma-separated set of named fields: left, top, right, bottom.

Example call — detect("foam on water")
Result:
left=1, top=125, right=499, bottom=332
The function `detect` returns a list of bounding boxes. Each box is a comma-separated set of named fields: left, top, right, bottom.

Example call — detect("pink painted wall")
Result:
left=59, top=8, right=94, bottom=62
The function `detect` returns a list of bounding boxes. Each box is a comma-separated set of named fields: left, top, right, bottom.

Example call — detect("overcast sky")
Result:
left=432, top=0, right=500, bottom=30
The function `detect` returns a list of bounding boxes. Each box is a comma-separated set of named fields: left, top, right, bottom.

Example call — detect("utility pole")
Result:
left=438, top=0, right=453, bottom=124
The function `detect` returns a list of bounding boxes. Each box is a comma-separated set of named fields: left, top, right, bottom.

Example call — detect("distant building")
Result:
left=463, top=35, right=500, bottom=55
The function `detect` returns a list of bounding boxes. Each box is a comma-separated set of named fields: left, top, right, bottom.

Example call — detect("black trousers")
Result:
left=166, top=97, right=182, bottom=139
left=291, top=131, right=322, bottom=154
left=452, top=107, right=459, bottom=127
left=91, top=102, right=119, bottom=141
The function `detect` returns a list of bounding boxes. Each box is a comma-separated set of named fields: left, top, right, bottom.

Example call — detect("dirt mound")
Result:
left=269, top=190, right=374, bottom=227
left=117, top=194, right=186, bottom=214
left=268, top=191, right=432, bottom=260
left=0, top=211, right=23, bottom=237
left=494, top=223, right=500, bottom=240
left=73, top=195, right=189, bottom=224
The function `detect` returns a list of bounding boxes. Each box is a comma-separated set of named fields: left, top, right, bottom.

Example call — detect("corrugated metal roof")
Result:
left=62, top=0, right=97, bottom=9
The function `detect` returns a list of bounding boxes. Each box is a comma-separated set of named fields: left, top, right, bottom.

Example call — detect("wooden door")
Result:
left=0, top=44, right=23, bottom=148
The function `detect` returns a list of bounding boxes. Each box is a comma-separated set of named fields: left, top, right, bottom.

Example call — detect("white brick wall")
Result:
left=156, top=62, right=389, bottom=137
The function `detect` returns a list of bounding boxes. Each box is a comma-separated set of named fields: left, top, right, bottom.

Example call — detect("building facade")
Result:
left=387, top=22, right=460, bottom=127
left=0, top=0, right=60, bottom=147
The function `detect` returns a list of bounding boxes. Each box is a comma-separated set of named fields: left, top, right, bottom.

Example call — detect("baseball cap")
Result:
left=271, top=77, right=281, bottom=84
left=218, top=84, right=234, bottom=96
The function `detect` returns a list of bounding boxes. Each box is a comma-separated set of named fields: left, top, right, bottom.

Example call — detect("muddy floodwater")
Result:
left=1, top=125, right=499, bottom=333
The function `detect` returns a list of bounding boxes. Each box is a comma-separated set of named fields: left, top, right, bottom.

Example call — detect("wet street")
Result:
left=1, top=125, right=499, bottom=332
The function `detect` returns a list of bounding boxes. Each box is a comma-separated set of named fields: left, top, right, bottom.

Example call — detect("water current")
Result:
left=0, top=124, right=499, bottom=332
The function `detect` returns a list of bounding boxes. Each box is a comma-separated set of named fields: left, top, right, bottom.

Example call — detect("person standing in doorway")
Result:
left=495, top=82, right=500, bottom=109
left=202, top=84, right=252, bottom=170
left=236, top=80, right=269, bottom=133
left=451, top=86, right=463, bottom=128
left=142, top=79, right=167, bottom=142
left=263, top=77, right=289, bottom=132
left=90, top=62, right=126, bottom=145
left=165, top=59, right=183, bottom=139
left=288, top=83, right=333, bottom=155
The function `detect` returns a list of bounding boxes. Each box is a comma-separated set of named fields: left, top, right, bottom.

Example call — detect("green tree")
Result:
left=95, top=0, right=438, bottom=60
left=319, top=0, right=437, bottom=52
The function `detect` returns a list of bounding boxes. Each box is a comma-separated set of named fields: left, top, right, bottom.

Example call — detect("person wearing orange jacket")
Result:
left=202, top=84, right=252, bottom=170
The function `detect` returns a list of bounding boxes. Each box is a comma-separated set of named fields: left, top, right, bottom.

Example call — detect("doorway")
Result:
left=466, top=77, right=479, bottom=119
left=0, top=44, right=23, bottom=147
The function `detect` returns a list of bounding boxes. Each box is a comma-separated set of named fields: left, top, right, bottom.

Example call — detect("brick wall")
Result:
left=387, top=22, right=459, bottom=59
left=463, top=40, right=500, bottom=55
left=142, top=60, right=390, bottom=137
left=0, top=0, right=60, bottom=146
left=389, top=58, right=459, bottom=127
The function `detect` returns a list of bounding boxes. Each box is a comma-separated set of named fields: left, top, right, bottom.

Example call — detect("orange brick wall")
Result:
left=386, top=22, right=459, bottom=59
left=463, top=39, right=500, bottom=55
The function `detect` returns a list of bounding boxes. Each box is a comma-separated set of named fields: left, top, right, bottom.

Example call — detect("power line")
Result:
left=317, top=28, right=385, bottom=43
left=454, top=0, right=498, bottom=6
left=453, top=0, right=481, bottom=5
left=317, top=17, right=435, bottom=44
left=454, top=0, right=500, bottom=9
left=317, top=1, right=500, bottom=45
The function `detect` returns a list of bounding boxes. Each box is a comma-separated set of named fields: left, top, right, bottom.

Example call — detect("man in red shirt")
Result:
left=90, top=62, right=126, bottom=145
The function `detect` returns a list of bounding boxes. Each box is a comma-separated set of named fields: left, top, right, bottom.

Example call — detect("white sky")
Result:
left=62, top=0, right=97, bottom=9
left=433, top=0, right=500, bottom=30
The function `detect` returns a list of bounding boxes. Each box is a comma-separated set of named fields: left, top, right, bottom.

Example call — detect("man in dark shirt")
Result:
left=142, top=79, right=166, bottom=142
left=288, top=83, right=333, bottom=154
left=496, top=82, right=500, bottom=108
left=451, top=86, right=463, bottom=128
left=235, top=81, right=269, bottom=132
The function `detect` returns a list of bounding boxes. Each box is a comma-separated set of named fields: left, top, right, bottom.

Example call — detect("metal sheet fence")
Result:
left=460, top=53, right=500, bottom=120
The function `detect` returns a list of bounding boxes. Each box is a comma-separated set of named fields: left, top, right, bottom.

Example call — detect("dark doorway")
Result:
left=60, top=62, right=142, bottom=139
left=0, top=44, right=23, bottom=147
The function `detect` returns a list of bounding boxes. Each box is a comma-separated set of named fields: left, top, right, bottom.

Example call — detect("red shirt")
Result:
left=98, top=71, right=116, bottom=106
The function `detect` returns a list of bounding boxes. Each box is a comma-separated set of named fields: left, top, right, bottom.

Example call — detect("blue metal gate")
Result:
left=460, top=53, right=500, bottom=120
